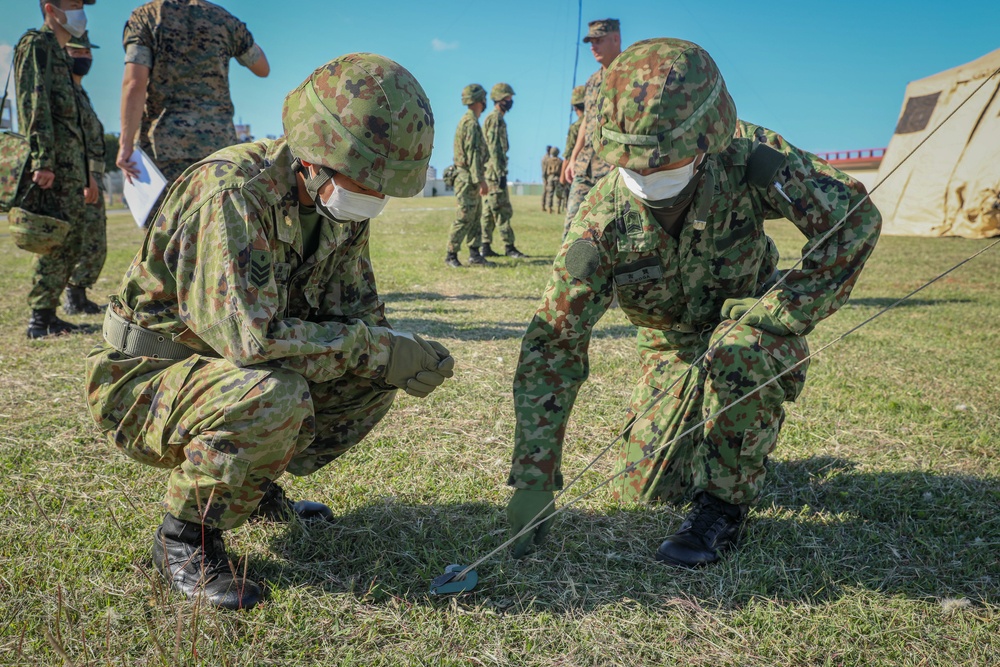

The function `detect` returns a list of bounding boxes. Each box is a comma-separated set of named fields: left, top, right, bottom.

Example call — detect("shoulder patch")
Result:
left=249, top=249, right=271, bottom=289
left=565, top=238, right=601, bottom=280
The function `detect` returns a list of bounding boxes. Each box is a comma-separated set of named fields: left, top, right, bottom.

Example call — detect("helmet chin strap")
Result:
left=295, top=160, right=335, bottom=204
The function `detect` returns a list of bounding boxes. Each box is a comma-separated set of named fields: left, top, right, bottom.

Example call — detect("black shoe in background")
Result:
left=26, top=308, right=79, bottom=339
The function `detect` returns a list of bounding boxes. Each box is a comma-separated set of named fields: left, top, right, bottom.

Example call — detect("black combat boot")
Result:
left=480, top=242, right=501, bottom=258
left=249, top=481, right=334, bottom=523
left=152, top=513, right=262, bottom=610
left=63, top=286, right=103, bottom=315
left=655, top=492, right=747, bottom=568
left=505, top=244, right=527, bottom=258
left=445, top=252, right=463, bottom=268
left=467, top=248, right=496, bottom=267
left=26, top=309, right=79, bottom=339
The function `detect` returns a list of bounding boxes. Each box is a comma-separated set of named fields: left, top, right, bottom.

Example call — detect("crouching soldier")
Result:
left=86, top=54, right=452, bottom=610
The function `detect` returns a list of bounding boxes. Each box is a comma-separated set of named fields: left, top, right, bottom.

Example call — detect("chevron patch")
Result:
left=249, top=249, right=271, bottom=289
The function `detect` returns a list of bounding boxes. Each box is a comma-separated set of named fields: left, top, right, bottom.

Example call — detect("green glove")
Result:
left=720, top=297, right=793, bottom=337
left=506, top=489, right=555, bottom=558
left=377, top=330, right=455, bottom=397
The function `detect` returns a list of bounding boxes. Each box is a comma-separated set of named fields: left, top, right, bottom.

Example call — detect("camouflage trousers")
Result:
left=447, top=171, right=482, bottom=254
left=480, top=180, right=515, bottom=246
left=20, top=178, right=86, bottom=310
left=542, top=175, right=559, bottom=212
left=68, top=190, right=107, bottom=290
left=555, top=183, right=568, bottom=214
left=613, top=322, right=810, bottom=506
left=85, top=346, right=395, bottom=530
left=563, top=174, right=596, bottom=239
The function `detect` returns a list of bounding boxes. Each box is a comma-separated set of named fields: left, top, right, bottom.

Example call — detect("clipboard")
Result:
left=122, top=147, right=168, bottom=228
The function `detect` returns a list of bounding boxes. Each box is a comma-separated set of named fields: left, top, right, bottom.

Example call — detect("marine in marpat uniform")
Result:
left=116, top=0, right=270, bottom=189
left=479, top=83, right=526, bottom=259
left=563, top=19, right=621, bottom=237
left=63, top=30, right=107, bottom=316
left=445, top=83, right=491, bottom=268
left=557, top=86, right=585, bottom=216
left=85, top=54, right=453, bottom=610
left=506, top=39, right=881, bottom=568
left=541, top=146, right=562, bottom=214
left=13, top=0, right=95, bottom=339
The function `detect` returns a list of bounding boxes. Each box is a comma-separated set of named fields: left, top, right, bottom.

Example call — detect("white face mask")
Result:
left=319, top=181, right=389, bottom=223
left=619, top=158, right=699, bottom=202
left=57, top=8, right=88, bottom=38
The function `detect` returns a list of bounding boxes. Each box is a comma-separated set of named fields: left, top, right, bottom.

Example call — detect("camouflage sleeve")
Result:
left=78, top=88, right=106, bottom=174
left=564, top=121, right=580, bottom=162
left=174, top=181, right=392, bottom=382
left=225, top=13, right=256, bottom=60
left=14, top=35, right=55, bottom=171
left=465, top=121, right=485, bottom=184
left=482, top=114, right=499, bottom=182
left=122, top=8, right=154, bottom=68
left=753, top=127, right=882, bottom=335
left=508, top=201, right=617, bottom=491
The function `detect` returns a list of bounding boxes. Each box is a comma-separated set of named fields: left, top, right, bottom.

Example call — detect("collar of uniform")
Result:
left=265, top=140, right=303, bottom=249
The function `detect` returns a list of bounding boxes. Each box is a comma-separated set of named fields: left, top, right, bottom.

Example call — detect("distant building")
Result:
left=1, top=98, right=14, bottom=131
left=235, top=123, right=252, bottom=142
left=816, top=148, right=885, bottom=191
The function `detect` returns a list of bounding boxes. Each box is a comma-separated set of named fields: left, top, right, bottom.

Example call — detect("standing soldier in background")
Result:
left=563, top=19, right=621, bottom=236
left=14, top=0, right=96, bottom=339
left=116, top=0, right=270, bottom=191
left=445, top=84, right=491, bottom=268
left=480, top=83, right=526, bottom=259
left=63, top=30, right=106, bottom=315
left=560, top=85, right=585, bottom=188
left=541, top=146, right=562, bottom=214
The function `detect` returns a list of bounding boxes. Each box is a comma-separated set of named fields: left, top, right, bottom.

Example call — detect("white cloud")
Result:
left=431, top=38, right=459, bottom=52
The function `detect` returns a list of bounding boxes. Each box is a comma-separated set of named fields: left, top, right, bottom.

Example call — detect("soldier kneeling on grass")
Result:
left=505, top=38, right=882, bottom=567
left=85, top=54, right=454, bottom=610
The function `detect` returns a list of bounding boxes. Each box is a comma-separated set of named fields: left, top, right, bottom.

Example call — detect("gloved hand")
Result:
left=378, top=330, right=455, bottom=398
left=720, top=297, right=793, bottom=337
left=506, top=489, right=555, bottom=558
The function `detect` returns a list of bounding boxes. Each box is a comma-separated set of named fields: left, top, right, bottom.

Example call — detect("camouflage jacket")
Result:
left=542, top=155, right=562, bottom=178
left=123, top=0, right=257, bottom=163
left=13, top=26, right=86, bottom=183
left=74, top=82, right=106, bottom=187
left=105, top=137, right=394, bottom=384
left=453, top=109, right=487, bottom=184
left=482, top=109, right=508, bottom=182
left=508, top=123, right=882, bottom=491
left=564, top=118, right=582, bottom=163
left=571, top=68, right=611, bottom=181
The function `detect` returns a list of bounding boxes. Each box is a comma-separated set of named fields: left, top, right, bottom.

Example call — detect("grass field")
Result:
left=1, top=195, right=998, bottom=666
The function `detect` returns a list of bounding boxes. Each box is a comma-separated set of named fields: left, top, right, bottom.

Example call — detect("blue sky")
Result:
left=2, top=0, right=997, bottom=182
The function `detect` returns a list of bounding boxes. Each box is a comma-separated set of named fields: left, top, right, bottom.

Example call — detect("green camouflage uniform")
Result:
left=123, top=0, right=260, bottom=184
left=564, top=69, right=611, bottom=235
left=558, top=119, right=581, bottom=214
left=541, top=152, right=561, bottom=212
left=448, top=109, right=487, bottom=254
left=68, top=81, right=107, bottom=291
left=85, top=138, right=399, bottom=530
left=508, top=121, right=882, bottom=506
left=14, top=26, right=87, bottom=310
left=480, top=109, right=515, bottom=246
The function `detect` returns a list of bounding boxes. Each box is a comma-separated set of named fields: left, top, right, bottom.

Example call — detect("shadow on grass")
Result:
left=846, top=297, right=975, bottom=308
left=382, top=291, right=539, bottom=303
left=249, top=456, right=998, bottom=612
left=384, top=316, right=637, bottom=342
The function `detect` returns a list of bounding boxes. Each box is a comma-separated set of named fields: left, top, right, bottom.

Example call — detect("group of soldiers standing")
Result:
left=12, top=0, right=268, bottom=339
left=540, top=85, right=585, bottom=216
left=446, top=82, right=527, bottom=267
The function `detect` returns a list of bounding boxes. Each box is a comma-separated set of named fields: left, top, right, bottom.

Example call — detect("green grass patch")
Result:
left=1, top=196, right=997, bottom=665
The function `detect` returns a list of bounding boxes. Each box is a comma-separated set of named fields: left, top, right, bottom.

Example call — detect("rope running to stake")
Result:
left=440, top=64, right=1000, bottom=589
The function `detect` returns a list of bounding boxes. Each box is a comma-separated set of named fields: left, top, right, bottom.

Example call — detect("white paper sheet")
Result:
left=122, top=147, right=167, bottom=228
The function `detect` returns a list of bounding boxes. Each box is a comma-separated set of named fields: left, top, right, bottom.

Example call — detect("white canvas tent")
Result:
left=873, top=48, right=1000, bottom=239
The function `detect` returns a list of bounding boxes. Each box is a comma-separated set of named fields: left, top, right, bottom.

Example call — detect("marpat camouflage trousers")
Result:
left=542, top=174, right=559, bottom=212
left=448, top=171, right=482, bottom=254
left=563, top=174, right=595, bottom=239
left=614, top=322, right=809, bottom=506
left=68, top=191, right=107, bottom=290
left=480, top=180, right=514, bottom=246
left=85, top=347, right=395, bottom=530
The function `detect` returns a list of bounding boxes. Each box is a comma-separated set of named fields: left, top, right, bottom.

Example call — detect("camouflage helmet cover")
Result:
left=570, top=85, right=585, bottom=106
left=461, top=83, right=487, bottom=105
left=282, top=53, right=434, bottom=198
left=550, top=146, right=560, bottom=156
left=490, top=82, right=515, bottom=101
left=593, top=38, right=737, bottom=170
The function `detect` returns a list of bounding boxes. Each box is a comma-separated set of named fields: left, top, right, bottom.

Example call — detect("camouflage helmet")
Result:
left=490, top=82, right=515, bottom=102
left=593, top=38, right=737, bottom=170
left=8, top=207, right=70, bottom=255
left=282, top=53, right=434, bottom=198
left=461, top=83, right=487, bottom=105
left=550, top=146, right=560, bottom=157
left=570, top=85, right=585, bottom=107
